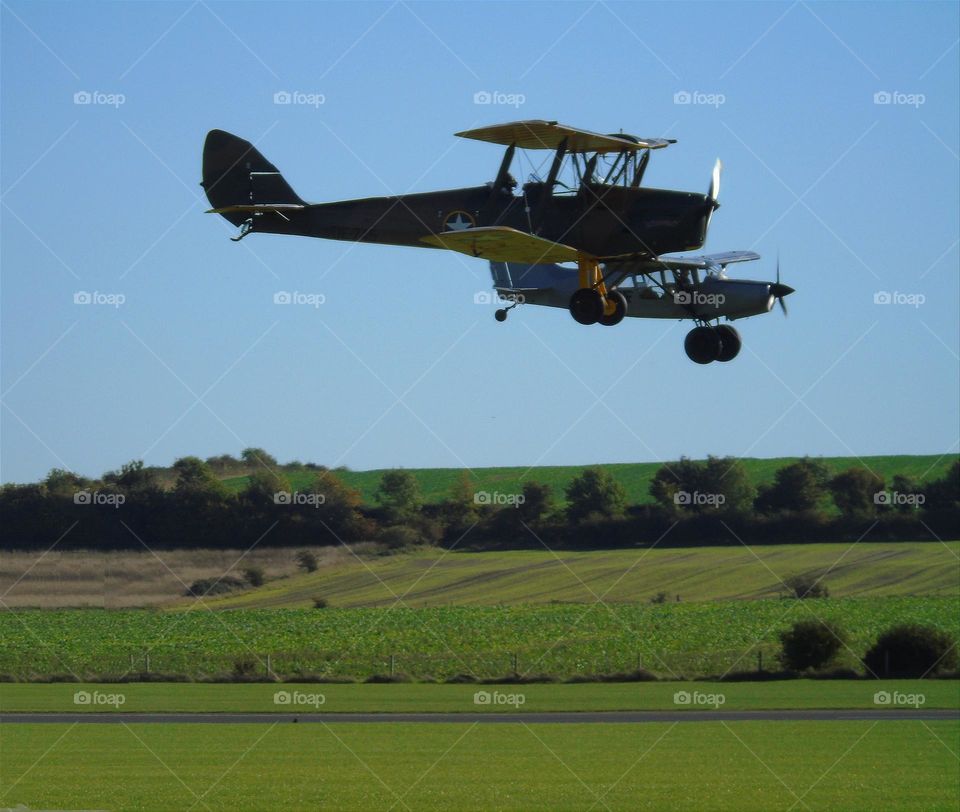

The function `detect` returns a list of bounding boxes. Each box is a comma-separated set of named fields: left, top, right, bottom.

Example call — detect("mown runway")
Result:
left=2, top=710, right=957, bottom=724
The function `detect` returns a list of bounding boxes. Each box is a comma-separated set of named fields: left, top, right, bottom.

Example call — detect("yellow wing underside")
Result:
left=420, top=226, right=584, bottom=265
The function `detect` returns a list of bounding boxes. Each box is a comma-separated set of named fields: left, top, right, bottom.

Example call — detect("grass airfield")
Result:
left=3, top=720, right=957, bottom=811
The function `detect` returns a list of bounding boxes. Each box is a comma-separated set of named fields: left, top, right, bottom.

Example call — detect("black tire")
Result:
left=494, top=309, right=508, bottom=322
left=684, top=326, right=721, bottom=364
left=715, top=325, right=741, bottom=362
left=598, top=291, right=628, bottom=326
left=569, top=288, right=604, bottom=325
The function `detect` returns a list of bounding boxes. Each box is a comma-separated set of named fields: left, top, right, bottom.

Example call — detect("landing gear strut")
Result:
left=568, top=253, right=627, bottom=326
left=684, top=324, right=741, bottom=364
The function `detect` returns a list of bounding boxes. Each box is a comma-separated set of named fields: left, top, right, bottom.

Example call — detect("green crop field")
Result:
left=195, top=542, right=960, bottom=609
left=2, top=722, right=957, bottom=811
left=221, top=453, right=956, bottom=505
left=2, top=597, right=956, bottom=680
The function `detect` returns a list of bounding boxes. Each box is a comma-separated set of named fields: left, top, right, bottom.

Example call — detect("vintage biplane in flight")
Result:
left=202, top=121, right=792, bottom=363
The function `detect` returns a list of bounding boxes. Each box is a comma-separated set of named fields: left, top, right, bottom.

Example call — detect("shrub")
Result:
left=863, top=624, right=957, bottom=678
left=296, top=551, right=319, bottom=573
left=779, top=619, right=844, bottom=671
left=185, top=575, right=247, bottom=597
left=650, top=591, right=668, bottom=604
left=784, top=574, right=829, bottom=599
left=379, top=525, right=423, bottom=550
left=232, top=655, right=259, bottom=677
left=243, top=566, right=265, bottom=587
left=312, top=597, right=329, bottom=609
left=365, top=673, right=411, bottom=683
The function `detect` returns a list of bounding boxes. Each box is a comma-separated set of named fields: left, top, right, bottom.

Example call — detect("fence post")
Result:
left=512, top=652, right=518, bottom=675
left=266, top=654, right=272, bottom=678
left=129, top=653, right=135, bottom=671
left=144, top=652, right=150, bottom=673
left=757, top=651, right=763, bottom=672
left=637, top=653, right=643, bottom=671
left=390, top=654, right=395, bottom=677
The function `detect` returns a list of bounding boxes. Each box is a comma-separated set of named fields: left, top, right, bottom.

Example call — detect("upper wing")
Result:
left=648, top=250, right=761, bottom=271
left=455, top=121, right=675, bottom=153
left=421, top=227, right=582, bottom=264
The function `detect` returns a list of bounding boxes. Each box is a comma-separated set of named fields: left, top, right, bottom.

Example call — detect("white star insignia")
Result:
left=445, top=213, right=472, bottom=231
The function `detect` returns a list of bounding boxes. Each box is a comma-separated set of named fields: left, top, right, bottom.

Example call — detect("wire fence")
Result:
left=2, top=643, right=802, bottom=682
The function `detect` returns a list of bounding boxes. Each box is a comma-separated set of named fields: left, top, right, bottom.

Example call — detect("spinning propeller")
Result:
left=769, top=255, right=794, bottom=316
left=705, top=158, right=722, bottom=232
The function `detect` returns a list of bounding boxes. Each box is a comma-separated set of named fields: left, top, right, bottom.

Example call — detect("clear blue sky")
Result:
left=2, top=1, right=958, bottom=484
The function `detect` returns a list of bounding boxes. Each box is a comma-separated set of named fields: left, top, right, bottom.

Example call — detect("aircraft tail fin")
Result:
left=201, top=130, right=304, bottom=225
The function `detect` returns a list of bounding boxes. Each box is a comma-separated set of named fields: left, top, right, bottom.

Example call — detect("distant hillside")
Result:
left=222, top=454, right=956, bottom=506
left=194, top=541, right=960, bottom=609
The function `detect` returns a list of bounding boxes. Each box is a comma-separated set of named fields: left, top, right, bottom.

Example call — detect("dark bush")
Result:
left=312, top=596, right=329, bottom=609
left=364, top=673, right=411, bottom=683
left=243, top=566, right=266, bottom=587
left=594, top=669, right=658, bottom=683
left=445, top=673, right=479, bottom=684
left=185, top=575, right=247, bottom=597
left=296, top=551, right=319, bottom=572
left=863, top=624, right=957, bottom=678
left=784, top=574, right=829, bottom=599
left=232, top=655, right=259, bottom=677
left=779, top=619, right=844, bottom=670
left=379, top=525, right=424, bottom=550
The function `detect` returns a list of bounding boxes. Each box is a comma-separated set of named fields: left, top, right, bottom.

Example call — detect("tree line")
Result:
left=1, top=451, right=957, bottom=551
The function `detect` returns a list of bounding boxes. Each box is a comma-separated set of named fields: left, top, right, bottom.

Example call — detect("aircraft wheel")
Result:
left=494, top=309, right=508, bottom=323
left=684, top=326, right=721, bottom=364
left=569, top=288, right=604, bottom=325
left=715, top=325, right=741, bottom=362
left=598, top=291, right=628, bottom=326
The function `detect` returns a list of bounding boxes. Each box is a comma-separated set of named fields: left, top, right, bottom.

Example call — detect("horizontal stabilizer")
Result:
left=206, top=204, right=306, bottom=220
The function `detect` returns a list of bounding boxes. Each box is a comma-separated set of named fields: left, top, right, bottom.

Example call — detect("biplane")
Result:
left=202, top=120, right=793, bottom=363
